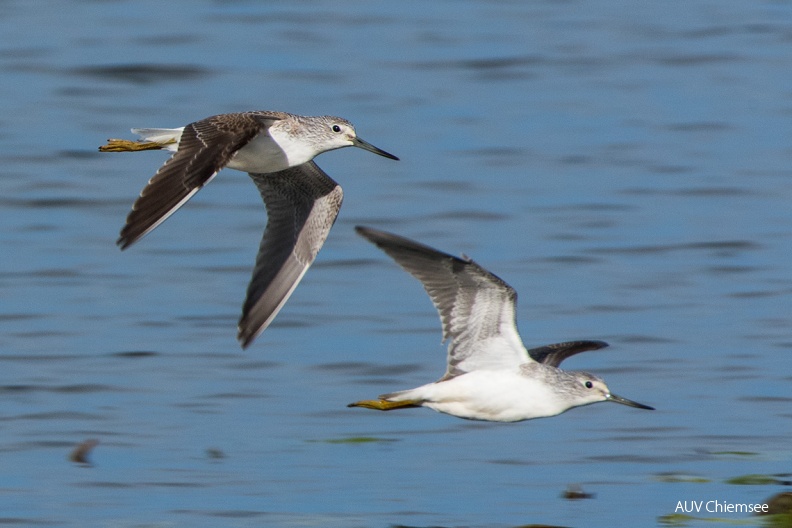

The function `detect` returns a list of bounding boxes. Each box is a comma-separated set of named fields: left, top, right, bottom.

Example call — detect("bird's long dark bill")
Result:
left=353, top=137, right=399, bottom=160
left=607, top=393, right=654, bottom=410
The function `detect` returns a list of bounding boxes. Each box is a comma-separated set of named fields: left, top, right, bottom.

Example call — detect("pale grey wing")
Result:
left=237, top=161, right=343, bottom=349
left=118, top=112, right=281, bottom=249
left=355, top=227, right=531, bottom=378
left=526, top=340, right=608, bottom=368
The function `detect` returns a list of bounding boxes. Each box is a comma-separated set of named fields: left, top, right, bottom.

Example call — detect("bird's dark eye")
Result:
left=585, top=381, right=593, bottom=389
left=332, top=124, right=342, bottom=133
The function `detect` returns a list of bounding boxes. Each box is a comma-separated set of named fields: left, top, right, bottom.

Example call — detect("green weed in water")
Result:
left=726, top=474, right=779, bottom=485
left=658, top=512, right=763, bottom=526
left=764, top=514, right=792, bottom=528
left=310, top=437, right=398, bottom=444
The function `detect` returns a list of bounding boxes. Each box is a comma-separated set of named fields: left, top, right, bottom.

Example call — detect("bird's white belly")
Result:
left=420, top=370, right=567, bottom=422
left=226, top=131, right=293, bottom=173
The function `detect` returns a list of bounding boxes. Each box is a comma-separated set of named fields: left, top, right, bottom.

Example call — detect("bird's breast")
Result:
left=227, top=131, right=293, bottom=173
left=423, top=370, right=567, bottom=422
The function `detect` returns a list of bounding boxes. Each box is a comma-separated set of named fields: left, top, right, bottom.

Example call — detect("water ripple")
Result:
left=69, top=64, right=213, bottom=84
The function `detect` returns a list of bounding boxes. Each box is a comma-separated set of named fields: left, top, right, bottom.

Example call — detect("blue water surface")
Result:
left=0, top=1, right=791, bottom=526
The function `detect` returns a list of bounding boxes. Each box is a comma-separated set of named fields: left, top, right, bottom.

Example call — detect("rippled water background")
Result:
left=1, top=1, right=791, bottom=527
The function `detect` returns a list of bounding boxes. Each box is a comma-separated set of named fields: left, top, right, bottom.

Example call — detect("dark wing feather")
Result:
left=237, top=162, right=342, bottom=348
left=526, top=340, right=609, bottom=368
left=355, top=227, right=530, bottom=378
left=118, top=113, right=280, bottom=249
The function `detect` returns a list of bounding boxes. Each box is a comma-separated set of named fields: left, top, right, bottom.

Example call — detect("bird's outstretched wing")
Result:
left=238, top=162, right=343, bottom=348
left=526, top=340, right=609, bottom=368
left=118, top=112, right=281, bottom=249
left=356, top=227, right=531, bottom=378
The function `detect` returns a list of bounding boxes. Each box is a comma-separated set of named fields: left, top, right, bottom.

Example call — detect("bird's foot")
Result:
left=98, top=138, right=175, bottom=152
left=347, top=399, right=420, bottom=411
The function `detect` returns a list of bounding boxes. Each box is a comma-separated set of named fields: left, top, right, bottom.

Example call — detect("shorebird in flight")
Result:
left=100, top=111, right=398, bottom=348
left=348, top=227, right=653, bottom=422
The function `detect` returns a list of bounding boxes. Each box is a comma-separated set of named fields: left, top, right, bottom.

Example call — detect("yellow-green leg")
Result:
left=347, top=399, right=422, bottom=411
left=98, top=138, right=176, bottom=152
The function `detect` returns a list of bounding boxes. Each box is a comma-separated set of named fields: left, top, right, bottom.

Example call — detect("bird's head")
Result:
left=571, top=372, right=654, bottom=410
left=321, top=117, right=399, bottom=160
